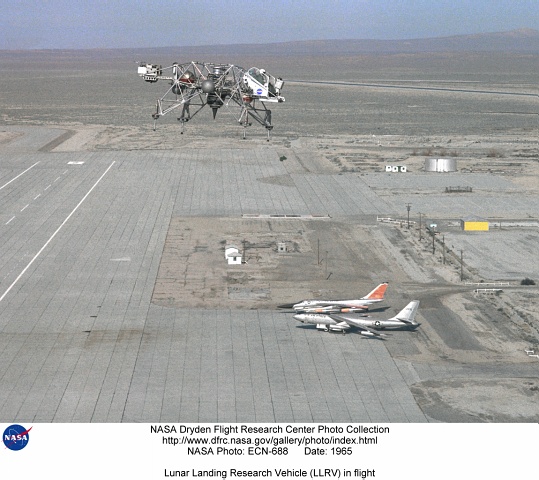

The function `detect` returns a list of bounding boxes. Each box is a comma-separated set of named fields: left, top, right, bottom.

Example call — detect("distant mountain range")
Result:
left=135, top=28, right=539, bottom=56
left=1, top=29, right=538, bottom=56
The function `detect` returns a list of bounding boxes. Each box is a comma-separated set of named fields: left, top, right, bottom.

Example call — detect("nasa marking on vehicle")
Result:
left=3, top=424, right=32, bottom=451
left=256, top=88, right=263, bottom=95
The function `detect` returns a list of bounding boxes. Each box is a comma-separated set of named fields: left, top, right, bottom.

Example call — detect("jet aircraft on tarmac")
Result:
left=293, top=300, right=420, bottom=337
left=278, top=282, right=388, bottom=313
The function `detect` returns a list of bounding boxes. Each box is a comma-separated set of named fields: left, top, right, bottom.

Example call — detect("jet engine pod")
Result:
left=201, top=79, right=215, bottom=94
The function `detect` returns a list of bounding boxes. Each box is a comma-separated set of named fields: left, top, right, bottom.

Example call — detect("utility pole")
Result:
left=406, top=203, right=411, bottom=229
left=325, top=250, right=328, bottom=279
left=432, top=230, right=435, bottom=254
left=442, top=235, right=446, bottom=264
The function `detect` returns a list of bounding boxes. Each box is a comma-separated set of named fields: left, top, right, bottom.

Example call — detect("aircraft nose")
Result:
left=278, top=303, right=296, bottom=309
left=293, top=314, right=305, bottom=323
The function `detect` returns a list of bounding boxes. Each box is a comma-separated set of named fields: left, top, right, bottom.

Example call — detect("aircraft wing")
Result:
left=330, top=315, right=387, bottom=338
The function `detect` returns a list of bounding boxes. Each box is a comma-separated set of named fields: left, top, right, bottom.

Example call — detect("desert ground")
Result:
left=0, top=49, right=538, bottom=421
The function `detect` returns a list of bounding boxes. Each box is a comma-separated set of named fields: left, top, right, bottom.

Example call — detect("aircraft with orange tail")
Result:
left=277, top=282, right=388, bottom=314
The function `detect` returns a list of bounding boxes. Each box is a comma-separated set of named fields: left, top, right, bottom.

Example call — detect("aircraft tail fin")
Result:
left=391, top=300, right=420, bottom=325
left=362, top=282, right=388, bottom=301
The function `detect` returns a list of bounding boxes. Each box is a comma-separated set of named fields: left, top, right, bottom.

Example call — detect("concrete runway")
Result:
left=1, top=126, right=537, bottom=423
left=0, top=127, right=428, bottom=422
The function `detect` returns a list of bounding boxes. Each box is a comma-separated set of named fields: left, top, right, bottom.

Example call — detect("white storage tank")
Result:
left=425, top=158, right=457, bottom=172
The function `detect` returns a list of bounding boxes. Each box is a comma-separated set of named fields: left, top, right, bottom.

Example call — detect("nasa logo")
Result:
left=3, top=424, right=32, bottom=451
left=256, top=88, right=263, bottom=95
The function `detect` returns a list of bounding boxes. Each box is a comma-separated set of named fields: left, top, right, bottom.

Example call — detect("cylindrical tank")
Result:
left=424, top=158, right=457, bottom=172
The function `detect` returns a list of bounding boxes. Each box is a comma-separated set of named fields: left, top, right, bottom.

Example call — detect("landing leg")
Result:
left=179, top=104, right=190, bottom=135
left=265, top=110, right=272, bottom=142
left=152, top=103, right=160, bottom=131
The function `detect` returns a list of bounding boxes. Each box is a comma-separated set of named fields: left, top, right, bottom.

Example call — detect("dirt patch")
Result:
left=152, top=216, right=313, bottom=309
left=151, top=216, right=392, bottom=309
left=411, top=378, right=539, bottom=422
left=0, top=130, right=23, bottom=144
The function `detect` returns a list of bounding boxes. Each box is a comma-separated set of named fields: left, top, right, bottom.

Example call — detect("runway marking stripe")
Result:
left=20, top=204, right=29, bottom=212
left=0, top=161, right=116, bottom=304
left=5, top=216, right=16, bottom=225
left=0, top=162, right=40, bottom=191
left=34, top=194, right=41, bottom=200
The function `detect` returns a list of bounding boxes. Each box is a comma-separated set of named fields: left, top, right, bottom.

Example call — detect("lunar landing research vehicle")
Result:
left=138, top=61, right=285, bottom=139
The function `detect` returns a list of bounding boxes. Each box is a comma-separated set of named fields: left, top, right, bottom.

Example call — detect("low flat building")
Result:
left=461, top=217, right=489, bottom=231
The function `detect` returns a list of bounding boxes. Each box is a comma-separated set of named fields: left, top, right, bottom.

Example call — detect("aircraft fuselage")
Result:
left=293, top=313, right=417, bottom=330
left=291, top=298, right=380, bottom=313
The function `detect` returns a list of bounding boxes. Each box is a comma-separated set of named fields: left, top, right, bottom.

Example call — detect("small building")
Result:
left=385, top=165, right=407, bottom=172
left=225, top=245, right=242, bottom=264
left=461, top=217, right=489, bottom=231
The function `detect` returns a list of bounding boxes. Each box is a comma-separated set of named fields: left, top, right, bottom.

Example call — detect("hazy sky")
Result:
left=1, top=0, right=537, bottom=50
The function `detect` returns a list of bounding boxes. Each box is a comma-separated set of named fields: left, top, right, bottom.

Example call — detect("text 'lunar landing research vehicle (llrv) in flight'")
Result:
left=137, top=61, right=285, bottom=140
